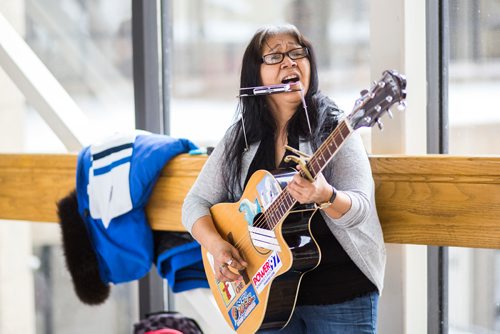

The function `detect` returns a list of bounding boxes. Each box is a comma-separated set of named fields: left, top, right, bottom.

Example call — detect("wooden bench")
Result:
left=1, top=154, right=499, bottom=249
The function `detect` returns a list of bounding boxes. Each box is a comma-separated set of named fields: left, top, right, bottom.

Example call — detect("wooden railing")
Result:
left=1, top=154, right=499, bottom=249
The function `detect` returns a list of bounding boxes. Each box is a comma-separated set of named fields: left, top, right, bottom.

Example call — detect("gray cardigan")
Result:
left=182, top=130, right=386, bottom=293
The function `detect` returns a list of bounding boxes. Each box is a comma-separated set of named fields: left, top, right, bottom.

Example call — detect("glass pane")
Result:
left=32, top=224, right=138, bottom=334
left=170, top=0, right=371, bottom=148
left=448, top=1, right=500, bottom=333
left=0, top=1, right=138, bottom=333
left=4, top=0, right=135, bottom=153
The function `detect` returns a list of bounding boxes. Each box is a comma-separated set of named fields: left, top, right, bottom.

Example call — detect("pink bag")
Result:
left=134, top=311, right=203, bottom=334
left=145, top=329, right=183, bottom=334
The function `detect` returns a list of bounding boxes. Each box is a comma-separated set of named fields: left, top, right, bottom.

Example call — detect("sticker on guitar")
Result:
left=206, top=252, right=248, bottom=306
left=248, top=225, right=281, bottom=252
left=217, top=276, right=246, bottom=306
left=252, top=251, right=282, bottom=294
left=238, top=197, right=281, bottom=251
left=256, top=174, right=281, bottom=209
left=228, top=285, right=259, bottom=330
left=238, top=173, right=283, bottom=252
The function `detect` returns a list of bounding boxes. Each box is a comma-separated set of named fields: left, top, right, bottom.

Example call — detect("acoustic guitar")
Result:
left=201, top=70, right=407, bottom=333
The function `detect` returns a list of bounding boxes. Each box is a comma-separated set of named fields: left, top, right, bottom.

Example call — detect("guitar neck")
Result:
left=265, top=119, right=352, bottom=229
left=304, top=119, right=352, bottom=179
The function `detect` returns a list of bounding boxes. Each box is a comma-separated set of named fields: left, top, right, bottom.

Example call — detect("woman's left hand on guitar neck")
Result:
left=287, top=165, right=352, bottom=219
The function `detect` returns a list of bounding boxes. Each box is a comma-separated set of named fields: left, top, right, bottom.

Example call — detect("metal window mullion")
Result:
left=160, top=0, right=175, bottom=310
left=426, top=0, right=449, bottom=333
left=132, top=0, right=163, bottom=134
left=132, top=0, right=165, bottom=318
left=160, top=0, right=173, bottom=135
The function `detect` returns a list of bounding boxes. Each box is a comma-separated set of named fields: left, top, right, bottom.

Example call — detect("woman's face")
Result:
left=259, top=34, right=311, bottom=107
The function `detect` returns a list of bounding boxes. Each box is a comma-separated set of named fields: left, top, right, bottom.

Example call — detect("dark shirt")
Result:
left=244, top=134, right=376, bottom=305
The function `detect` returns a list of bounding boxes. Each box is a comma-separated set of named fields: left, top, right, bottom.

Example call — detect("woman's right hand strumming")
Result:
left=191, top=215, right=247, bottom=282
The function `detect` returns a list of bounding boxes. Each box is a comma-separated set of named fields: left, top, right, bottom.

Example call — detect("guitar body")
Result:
left=201, top=169, right=321, bottom=334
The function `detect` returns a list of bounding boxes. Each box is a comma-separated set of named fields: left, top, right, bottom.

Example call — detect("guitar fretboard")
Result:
left=262, top=120, right=352, bottom=229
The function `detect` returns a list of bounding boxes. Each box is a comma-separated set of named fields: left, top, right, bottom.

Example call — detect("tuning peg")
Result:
left=385, top=96, right=393, bottom=103
left=360, top=89, right=369, bottom=96
left=397, top=101, right=407, bottom=111
left=377, top=119, right=384, bottom=131
left=387, top=110, right=394, bottom=119
left=401, top=89, right=407, bottom=99
left=378, top=81, right=386, bottom=88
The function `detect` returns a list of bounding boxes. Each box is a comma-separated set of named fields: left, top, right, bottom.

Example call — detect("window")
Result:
left=170, top=0, right=371, bottom=148
left=0, top=1, right=138, bottom=333
left=448, top=1, right=500, bottom=332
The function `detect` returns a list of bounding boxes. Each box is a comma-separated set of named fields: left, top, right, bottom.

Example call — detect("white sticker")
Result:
left=248, top=226, right=281, bottom=252
left=206, top=252, right=215, bottom=273
left=256, top=175, right=281, bottom=209
left=252, top=251, right=282, bottom=294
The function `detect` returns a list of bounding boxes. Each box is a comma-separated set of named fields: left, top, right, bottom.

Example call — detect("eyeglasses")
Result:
left=261, top=47, right=309, bottom=65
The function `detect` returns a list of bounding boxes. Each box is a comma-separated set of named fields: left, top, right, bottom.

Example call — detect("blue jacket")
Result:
left=76, top=132, right=198, bottom=284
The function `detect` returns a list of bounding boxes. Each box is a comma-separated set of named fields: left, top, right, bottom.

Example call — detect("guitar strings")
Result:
left=231, top=122, right=352, bottom=250
left=230, top=122, right=353, bottom=254
left=247, top=121, right=350, bottom=231
left=232, top=123, right=353, bottom=257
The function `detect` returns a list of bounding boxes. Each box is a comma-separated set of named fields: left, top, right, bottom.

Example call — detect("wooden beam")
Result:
left=0, top=154, right=76, bottom=223
left=371, top=156, right=500, bottom=249
left=1, top=154, right=499, bottom=249
left=146, top=154, right=206, bottom=231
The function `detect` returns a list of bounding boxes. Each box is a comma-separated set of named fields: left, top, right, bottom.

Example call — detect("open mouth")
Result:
left=281, top=74, right=300, bottom=84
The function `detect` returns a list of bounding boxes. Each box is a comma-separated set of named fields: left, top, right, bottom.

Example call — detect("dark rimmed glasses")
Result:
left=261, top=47, right=309, bottom=65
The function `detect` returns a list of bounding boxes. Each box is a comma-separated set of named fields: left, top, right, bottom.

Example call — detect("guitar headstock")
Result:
left=347, top=70, right=407, bottom=130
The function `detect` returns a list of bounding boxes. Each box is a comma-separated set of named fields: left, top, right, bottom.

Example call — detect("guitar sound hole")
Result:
left=252, top=212, right=270, bottom=229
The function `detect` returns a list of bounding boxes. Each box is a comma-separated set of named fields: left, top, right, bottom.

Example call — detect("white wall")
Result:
left=0, top=2, right=25, bottom=152
left=370, top=0, right=428, bottom=333
left=0, top=2, right=36, bottom=334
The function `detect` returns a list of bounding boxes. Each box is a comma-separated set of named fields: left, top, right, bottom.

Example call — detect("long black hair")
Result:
left=222, top=24, right=342, bottom=200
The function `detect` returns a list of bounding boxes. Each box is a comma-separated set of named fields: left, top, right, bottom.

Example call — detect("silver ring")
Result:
left=226, top=258, right=233, bottom=266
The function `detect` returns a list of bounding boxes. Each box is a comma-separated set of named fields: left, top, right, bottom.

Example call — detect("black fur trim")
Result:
left=57, top=190, right=110, bottom=305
